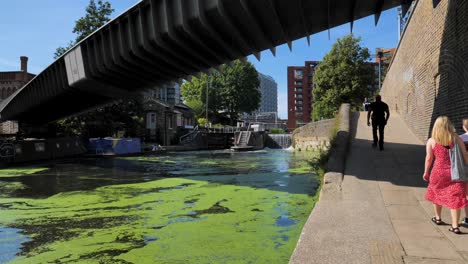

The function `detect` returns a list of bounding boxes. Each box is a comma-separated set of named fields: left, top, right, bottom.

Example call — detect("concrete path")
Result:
left=290, top=112, right=468, bottom=264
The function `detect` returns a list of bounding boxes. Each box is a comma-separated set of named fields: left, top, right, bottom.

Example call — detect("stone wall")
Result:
left=380, top=0, right=468, bottom=141
left=292, top=119, right=335, bottom=151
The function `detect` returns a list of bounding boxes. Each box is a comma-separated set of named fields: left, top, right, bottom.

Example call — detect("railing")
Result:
left=235, top=131, right=251, bottom=146
left=206, top=126, right=242, bottom=133
left=0, top=140, right=15, bottom=159
left=179, top=125, right=199, bottom=144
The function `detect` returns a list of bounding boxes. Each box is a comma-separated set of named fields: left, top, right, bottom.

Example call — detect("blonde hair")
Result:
left=431, top=116, right=456, bottom=146
left=463, top=118, right=468, bottom=130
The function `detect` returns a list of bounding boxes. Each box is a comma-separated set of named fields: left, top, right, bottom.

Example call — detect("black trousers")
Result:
left=372, top=120, right=386, bottom=149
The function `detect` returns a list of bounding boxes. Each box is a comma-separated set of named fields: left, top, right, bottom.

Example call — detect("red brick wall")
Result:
left=380, top=0, right=468, bottom=141
left=287, top=61, right=317, bottom=131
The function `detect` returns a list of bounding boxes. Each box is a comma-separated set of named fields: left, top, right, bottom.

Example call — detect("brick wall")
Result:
left=380, top=0, right=468, bottom=141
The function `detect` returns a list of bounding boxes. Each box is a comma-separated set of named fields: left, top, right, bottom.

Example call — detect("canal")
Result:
left=0, top=149, right=320, bottom=264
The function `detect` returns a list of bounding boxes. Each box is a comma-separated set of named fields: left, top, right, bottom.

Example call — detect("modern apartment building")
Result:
left=287, top=61, right=318, bottom=131
left=257, top=73, right=278, bottom=114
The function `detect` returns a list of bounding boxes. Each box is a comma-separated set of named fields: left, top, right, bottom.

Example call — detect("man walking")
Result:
left=367, top=95, right=390, bottom=151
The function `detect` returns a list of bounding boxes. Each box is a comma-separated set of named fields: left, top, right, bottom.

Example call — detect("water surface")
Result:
left=0, top=149, right=319, bottom=263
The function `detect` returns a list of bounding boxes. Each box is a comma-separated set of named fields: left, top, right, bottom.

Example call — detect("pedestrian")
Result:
left=367, top=95, right=390, bottom=151
left=459, top=118, right=468, bottom=226
left=423, top=116, right=468, bottom=234
left=363, top=97, right=370, bottom=111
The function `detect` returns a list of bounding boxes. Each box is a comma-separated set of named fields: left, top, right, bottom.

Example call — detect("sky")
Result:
left=0, top=0, right=401, bottom=119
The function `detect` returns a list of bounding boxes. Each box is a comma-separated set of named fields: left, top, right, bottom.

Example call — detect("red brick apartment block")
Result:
left=287, top=61, right=319, bottom=132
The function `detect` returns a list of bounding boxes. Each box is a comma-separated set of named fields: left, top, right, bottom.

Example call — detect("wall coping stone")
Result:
left=323, top=103, right=351, bottom=194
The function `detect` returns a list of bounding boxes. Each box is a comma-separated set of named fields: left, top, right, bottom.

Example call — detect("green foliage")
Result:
left=269, top=128, right=285, bottom=134
left=185, top=99, right=204, bottom=119
left=197, top=118, right=208, bottom=127
left=53, top=1, right=143, bottom=138
left=181, top=60, right=260, bottom=125
left=312, top=34, right=372, bottom=120
left=56, top=99, right=145, bottom=138
left=54, top=0, right=113, bottom=59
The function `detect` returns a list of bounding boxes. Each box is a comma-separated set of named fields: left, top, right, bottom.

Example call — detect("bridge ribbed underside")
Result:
left=0, top=0, right=410, bottom=124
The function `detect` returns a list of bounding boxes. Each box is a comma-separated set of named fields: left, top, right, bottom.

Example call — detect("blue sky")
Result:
left=0, top=0, right=400, bottom=119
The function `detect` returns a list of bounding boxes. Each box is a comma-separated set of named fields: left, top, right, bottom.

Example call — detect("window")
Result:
left=294, top=69, right=303, bottom=79
left=295, top=87, right=303, bottom=92
left=296, top=100, right=303, bottom=105
left=176, top=114, right=182, bottom=127
left=167, top=115, right=173, bottom=129
left=15, top=145, right=22, bottom=155
left=295, top=94, right=303, bottom=99
left=34, top=143, right=45, bottom=152
left=295, top=81, right=303, bottom=85
left=296, top=106, right=303, bottom=111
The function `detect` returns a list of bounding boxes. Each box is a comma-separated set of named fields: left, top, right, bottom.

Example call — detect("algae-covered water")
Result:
left=0, top=149, right=319, bottom=264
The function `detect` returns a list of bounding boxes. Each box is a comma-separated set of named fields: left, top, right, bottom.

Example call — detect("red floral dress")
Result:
left=425, top=143, right=467, bottom=209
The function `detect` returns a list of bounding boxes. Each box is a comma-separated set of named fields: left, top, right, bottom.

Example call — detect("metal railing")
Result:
left=179, top=125, right=199, bottom=144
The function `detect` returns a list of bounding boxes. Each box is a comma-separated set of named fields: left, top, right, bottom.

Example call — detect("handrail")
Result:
left=179, top=125, right=199, bottom=144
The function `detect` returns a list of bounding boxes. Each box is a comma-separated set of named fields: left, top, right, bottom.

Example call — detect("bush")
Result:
left=269, top=128, right=285, bottom=134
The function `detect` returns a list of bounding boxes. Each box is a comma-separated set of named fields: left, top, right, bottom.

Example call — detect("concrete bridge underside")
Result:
left=0, top=0, right=412, bottom=124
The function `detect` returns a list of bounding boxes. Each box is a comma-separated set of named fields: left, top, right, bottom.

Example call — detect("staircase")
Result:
left=232, top=131, right=253, bottom=151
left=237, top=131, right=249, bottom=146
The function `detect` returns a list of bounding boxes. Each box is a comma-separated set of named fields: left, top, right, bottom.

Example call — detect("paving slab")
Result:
left=290, top=112, right=468, bottom=264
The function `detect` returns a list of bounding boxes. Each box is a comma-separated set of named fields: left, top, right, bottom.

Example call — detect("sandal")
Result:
left=431, top=217, right=443, bottom=225
left=449, top=226, right=462, bottom=234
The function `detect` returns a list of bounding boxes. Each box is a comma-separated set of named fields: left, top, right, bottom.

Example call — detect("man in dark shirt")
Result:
left=367, top=95, right=390, bottom=151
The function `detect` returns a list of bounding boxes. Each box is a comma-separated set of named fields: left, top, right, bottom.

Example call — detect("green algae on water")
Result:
left=0, top=150, right=318, bottom=263
left=0, top=167, right=49, bottom=178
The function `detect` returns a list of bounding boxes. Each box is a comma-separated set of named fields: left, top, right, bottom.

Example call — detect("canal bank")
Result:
left=290, top=110, right=468, bottom=263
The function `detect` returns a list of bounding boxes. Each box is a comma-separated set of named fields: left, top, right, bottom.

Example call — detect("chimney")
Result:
left=20, top=56, right=28, bottom=73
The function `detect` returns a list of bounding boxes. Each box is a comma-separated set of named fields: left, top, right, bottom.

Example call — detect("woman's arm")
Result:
left=423, top=138, right=434, bottom=181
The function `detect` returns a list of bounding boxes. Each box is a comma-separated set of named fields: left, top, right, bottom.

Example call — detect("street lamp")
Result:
left=205, top=77, right=210, bottom=127
left=377, top=51, right=384, bottom=90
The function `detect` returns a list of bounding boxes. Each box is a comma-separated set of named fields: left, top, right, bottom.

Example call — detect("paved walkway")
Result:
left=290, top=112, right=468, bottom=264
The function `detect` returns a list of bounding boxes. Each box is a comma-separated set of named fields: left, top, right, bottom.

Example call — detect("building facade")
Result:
left=142, top=82, right=195, bottom=145
left=257, top=73, right=278, bottom=114
left=0, top=56, right=35, bottom=134
left=0, top=56, right=35, bottom=99
left=287, top=59, right=389, bottom=131
left=372, top=48, right=397, bottom=93
left=287, top=61, right=318, bottom=131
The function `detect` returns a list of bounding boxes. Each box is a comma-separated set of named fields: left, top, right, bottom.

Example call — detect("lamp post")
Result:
left=378, top=51, right=384, bottom=90
left=205, top=77, right=210, bottom=127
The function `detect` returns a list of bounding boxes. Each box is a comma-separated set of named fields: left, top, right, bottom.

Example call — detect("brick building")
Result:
left=287, top=61, right=318, bottom=131
left=0, top=56, right=35, bottom=99
left=0, top=56, right=35, bottom=134
left=375, top=48, right=396, bottom=63
left=142, top=82, right=195, bottom=145
left=287, top=59, right=387, bottom=131
left=380, top=0, right=468, bottom=141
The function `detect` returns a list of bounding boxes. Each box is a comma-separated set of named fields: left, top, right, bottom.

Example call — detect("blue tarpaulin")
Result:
left=88, top=138, right=141, bottom=155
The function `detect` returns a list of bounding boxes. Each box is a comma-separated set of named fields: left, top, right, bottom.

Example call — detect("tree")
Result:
left=312, top=34, right=373, bottom=120
left=53, top=1, right=144, bottom=137
left=218, top=60, right=261, bottom=125
left=54, top=0, right=113, bottom=59
left=181, top=60, right=260, bottom=125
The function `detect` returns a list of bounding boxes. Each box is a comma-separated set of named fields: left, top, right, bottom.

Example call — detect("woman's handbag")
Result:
left=449, top=140, right=468, bottom=182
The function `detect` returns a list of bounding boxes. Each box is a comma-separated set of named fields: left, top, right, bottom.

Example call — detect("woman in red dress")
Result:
left=423, top=116, right=468, bottom=234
